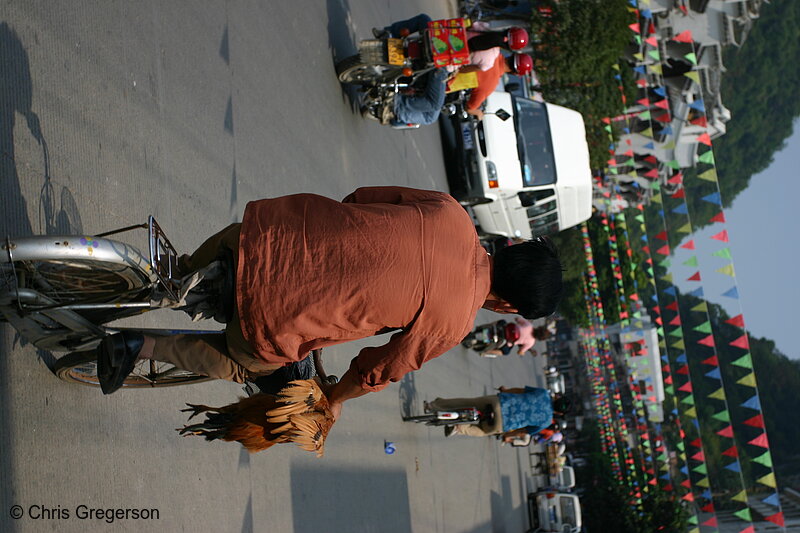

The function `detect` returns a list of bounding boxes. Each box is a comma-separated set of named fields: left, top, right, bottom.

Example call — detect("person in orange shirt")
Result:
left=97, top=188, right=564, bottom=429
left=465, top=53, right=533, bottom=120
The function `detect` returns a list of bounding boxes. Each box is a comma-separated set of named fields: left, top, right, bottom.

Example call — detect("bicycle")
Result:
left=1, top=217, right=228, bottom=389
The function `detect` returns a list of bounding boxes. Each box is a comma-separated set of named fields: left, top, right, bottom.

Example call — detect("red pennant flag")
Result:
left=648, top=22, right=656, bottom=34
left=666, top=301, right=678, bottom=311
left=655, top=99, right=670, bottom=110
left=690, top=438, right=702, bottom=448
left=681, top=479, right=692, bottom=489
left=673, top=30, right=694, bottom=43
left=648, top=478, right=657, bottom=486
left=702, top=355, right=719, bottom=366
left=680, top=240, right=695, bottom=250
left=637, top=98, right=650, bottom=107
left=629, top=293, right=639, bottom=301
left=748, top=433, right=769, bottom=448
left=682, top=492, right=694, bottom=502
left=730, top=335, right=750, bottom=350
left=711, top=229, right=730, bottom=242
left=664, top=375, right=673, bottom=385
left=636, top=78, right=648, bottom=88
left=739, top=526, right=755, bottom=533
left=655, top=316, right=663, bottom=325
left=744, top=414, right=764, bottom=428
left=624, top=149, right=634, bottom=157
left=644, top=168, right=659, bottom=178
left=691, top=450, right=705, bottom=461
left=676, top=365, right=689, bottom=375
left=678, top=381, right=693, bottom=393
left=663, top=484, right=673, bottom=492
left=701, top=503, right=715, bottom=513
left=710, top=211, right=726, bottom=224
left=668, top=173, right=683, bottom=185
left=765, top=513, right=785, bottom=527
left=671, top=188, right=686, bottom=199
left=644, top=155, right=658, bottom=165
left=698, top=335, right=715, bottom=346
left=687, top=271, right=702, bottom=281
left=655, top=113, right=671, bottom=123
left=702, top=517, right=718, bottom=528
left=656, top=244, right=670, bottom=255
left=669, top=316, right=681, bottom=326
left=690, top=116, right=708, bottom=128
left=642, top=246, right=651, bottom=255
left=629, top=22, right=641, bottom=33
left=725, top=314, right=745, bottom=328
left=655, top=231, right=668, bottom=240
left=717, top=425, right=734, bottom=438
left=722, top=446, right=739, bottom=458
left=696, top=132, right=712, bottom=146
left=645, top=36, right=658, bottom=47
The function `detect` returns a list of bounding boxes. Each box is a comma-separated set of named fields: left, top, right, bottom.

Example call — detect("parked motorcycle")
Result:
left=461, top=319, right=520, bottom=357
left=336, top=18, right=471, bottom=127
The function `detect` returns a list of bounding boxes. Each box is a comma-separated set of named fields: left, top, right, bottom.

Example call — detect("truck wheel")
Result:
left=459, top=196, right=492, bottom=207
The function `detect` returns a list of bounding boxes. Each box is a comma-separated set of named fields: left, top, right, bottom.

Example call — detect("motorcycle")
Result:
left=335, top=18, right=471, bottom=127
left=403, top=404, right=495, bottom=427
left=461, top=319, right=520, bottom=357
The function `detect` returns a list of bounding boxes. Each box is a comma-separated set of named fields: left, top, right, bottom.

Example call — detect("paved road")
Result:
left=0, top=2, right=546, bottom=531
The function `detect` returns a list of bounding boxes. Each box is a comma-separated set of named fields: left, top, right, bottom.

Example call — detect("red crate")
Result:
left=427, top=18, right=470, bottom=68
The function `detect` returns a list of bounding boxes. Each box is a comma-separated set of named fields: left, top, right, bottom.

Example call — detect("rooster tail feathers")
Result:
left=181, top=403, right=218, bottom=420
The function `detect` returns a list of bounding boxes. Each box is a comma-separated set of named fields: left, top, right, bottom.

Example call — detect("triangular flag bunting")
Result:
left=748, top=433, right=769, bottom=448
left=709, top=388, right=726, bottom=400
left=759, top=475, right=778, bottom=490
left=733, top=508, right=752, bottom=522
left=712, top=247, right=732, bottom=260
left=753, top=452, right=773, bottom=468
left=743, top=414, right=764, bottom=428
left=717, top=264, right=735, bottom=277
left=725, top=314, right=745, bottom=328
left=730, top=335, right=750, bottom=350
left=712, top=229, right=730, bottom=242
left=732, top=353, right=753, bottom=368
left=737, top=372, right=756, bottom=387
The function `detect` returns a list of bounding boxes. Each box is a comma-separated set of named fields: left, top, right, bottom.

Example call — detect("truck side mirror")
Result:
left=494, top=109, right=511, bottom=121
left=505, top=82, right=520, bottom=92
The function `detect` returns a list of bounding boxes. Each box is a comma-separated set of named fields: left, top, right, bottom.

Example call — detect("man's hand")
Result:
left=328, top=400, right=343, bottom=422
left=467, top=107, right=484, bottom=120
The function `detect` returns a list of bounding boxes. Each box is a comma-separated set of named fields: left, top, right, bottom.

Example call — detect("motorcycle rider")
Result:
left=465, top=52, right=533, bottom=120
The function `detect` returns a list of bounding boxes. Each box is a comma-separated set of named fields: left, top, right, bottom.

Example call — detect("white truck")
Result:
left=440, top=89, right=593, bottom=240
left=526, top=490, right=582, bottom=533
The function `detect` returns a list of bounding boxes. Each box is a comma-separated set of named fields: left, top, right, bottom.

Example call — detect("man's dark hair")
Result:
left=491, top=237, right=563, bottom=319
left=468, top=31, right=508, bottom=52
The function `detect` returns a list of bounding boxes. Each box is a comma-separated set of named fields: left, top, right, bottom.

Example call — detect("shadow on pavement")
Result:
left=291, top=465, right=411, bottom=533
left=398, top=371, right=418, bottom=418
left=325, top=0, right=361, bottom=113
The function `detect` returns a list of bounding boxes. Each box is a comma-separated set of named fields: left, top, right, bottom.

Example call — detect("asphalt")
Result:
left=0, top=2, right=547, bottom=531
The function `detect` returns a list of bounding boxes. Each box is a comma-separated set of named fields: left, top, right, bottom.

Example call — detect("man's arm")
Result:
left=323, top=368, right=370, bottom=421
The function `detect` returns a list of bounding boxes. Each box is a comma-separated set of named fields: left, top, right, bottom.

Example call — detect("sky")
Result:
left=670, top=119, right=800, bottom=360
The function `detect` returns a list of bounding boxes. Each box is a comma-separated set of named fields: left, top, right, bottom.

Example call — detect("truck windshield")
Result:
left=512, top=97, right=557, bottom=187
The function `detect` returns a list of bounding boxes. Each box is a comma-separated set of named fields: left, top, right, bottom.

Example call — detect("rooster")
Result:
left=178, top=378, right=335, bottom=456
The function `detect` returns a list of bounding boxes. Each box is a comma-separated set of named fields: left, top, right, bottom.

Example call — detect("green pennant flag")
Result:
left=687, top=520, right=698, bottom=529
left=753, top=451, right=773, bottom=468
left=657, top=327, right=665, bottom=337
left=685, top=406, right=697, bottom=418
left=733, top=508, right=752, bottom=522
left=696, top=477, right=710, bottom=488
left=737, top=372, right=756, bottom=387
left=684, top=52, right=698, bottom=64
left=698, top=168, right=718, bottom=182
left=666, top=159, right=681, bottom=170
left=709, top=387, right=726, bottom=400
left=683, top=256, right=698, bottom=267
left=647, top=267, right=655, bottom=276
left=732, top=490, right=747, bottom=503
left=691, top=301, right=708, bottom=313
left=617, top=213, right=626, bottom=221
left=635, top=214, right=645, bottom=223
left=677, top=222, right=692, bottom=234
left=604, top=125, right=613, bottom=133
left=732, top=353, right=753, bottom=369
left=692, top=464, right=707, bottom=475
left=712, top=410, right=730, bottom=423
left=659, top=259, right=671, bottom=268
left=693, top=321, right=712, bottom=333
left=712, top=247, right=732, bottom=259
left=698, top=150, right=716, bottom=165
left=665, top=385, right=675, bottom=395
left=658, top=453, right=668, bottom=462
left=716, top=264, right=735, bottom=277
left=677, top=441, right=685, bottom=452
left=648, top=50, right=661, bottom=61
left=651, top=181, right=661, bottom=191
left=668, top=328, right=684, bottom=338
left=639, top=110, right=652, bottom=121
left=681, top=394, right=695, bottom=405
left=634, top=35, right=642, bottom=45
left=685, top=71, right=700, bottom=84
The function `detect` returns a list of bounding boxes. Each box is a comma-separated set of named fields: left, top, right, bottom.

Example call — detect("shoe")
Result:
left=444, top=425, right=455, bottom=438
left=97, top=331, right=145, bottom=395
left=360, top=106, right=379, bottom=121
left=372, top=27, right=389, bottom=39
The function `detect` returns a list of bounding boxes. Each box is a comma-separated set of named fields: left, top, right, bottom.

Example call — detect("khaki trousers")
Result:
left=151, top=223, right=282, bottom=383
left=428, top=394, right=504, bottom=436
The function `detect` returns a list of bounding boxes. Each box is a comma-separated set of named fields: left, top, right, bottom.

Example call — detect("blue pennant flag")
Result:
left=702, top=490, right=712, bottom=501
left=641, top=9, right=652, bottom=19
left=664, top=286, right=676, bottom=297
left=762, top=493, right=781, bottom=507
left=705, top=367, right=721, bottom=380
left=723, top=286, right=740, bottom=299
left=628, top=0, right=637, bottom=6
left=623, top=127, right=631, bottom=134
left=689, top=99, right=705, bottom=112
left=672, top=204, right=688, bottom=215
left=725, top=461, right=742, bottom=473
left=702, top=192, right=722, bottom=205
left=661, top=355, right=670, bottom=363
left=660, top=472, right=671, bottom=480
left=680, top=466, right=688, bottom=476
left=634, top=65, right=646, bottom=75
left=609, top=143, right=615, bottom=151
left=692, top=418, right=699, bottom=430
left=677, top=353, right=687, bottom=363
left=653, top=87, right=666, bottom=97
left=742, top=395, right=761, bottom=410
left=644, top=142, right=655, bottom=150
left=614, top=74, right=622, bottom=81
left=660, top=125, right=673, bottom=136
left=689, top=287, right=704, bottom=298
left=641, top=235, right=648, bottom=242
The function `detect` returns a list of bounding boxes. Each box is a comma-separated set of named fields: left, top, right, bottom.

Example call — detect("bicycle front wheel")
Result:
left=53, top=350, right=213, bottom=388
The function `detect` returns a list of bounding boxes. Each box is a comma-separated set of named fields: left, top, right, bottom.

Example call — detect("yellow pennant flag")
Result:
left=685, top=71, right=700, bottom=84
left=731, top=490, right=747, bottom=503
left=662, top=272, right=673, bottom=283
left=698, top=168, right=718, bottom=182
left=757, top=473, right=777, bottom=488
left=709, top=387, right=726, bottom=400
left=716, top=264, right=735, bottom=277
left=677, top=222, right=692, bottom=234
left=696, top=477, right=710, bottom=488
left=691, top=301, right=708, bottom=313
left=685, top=406, right=697, bottom=418
left=737, top=372, right=757, bottom=387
